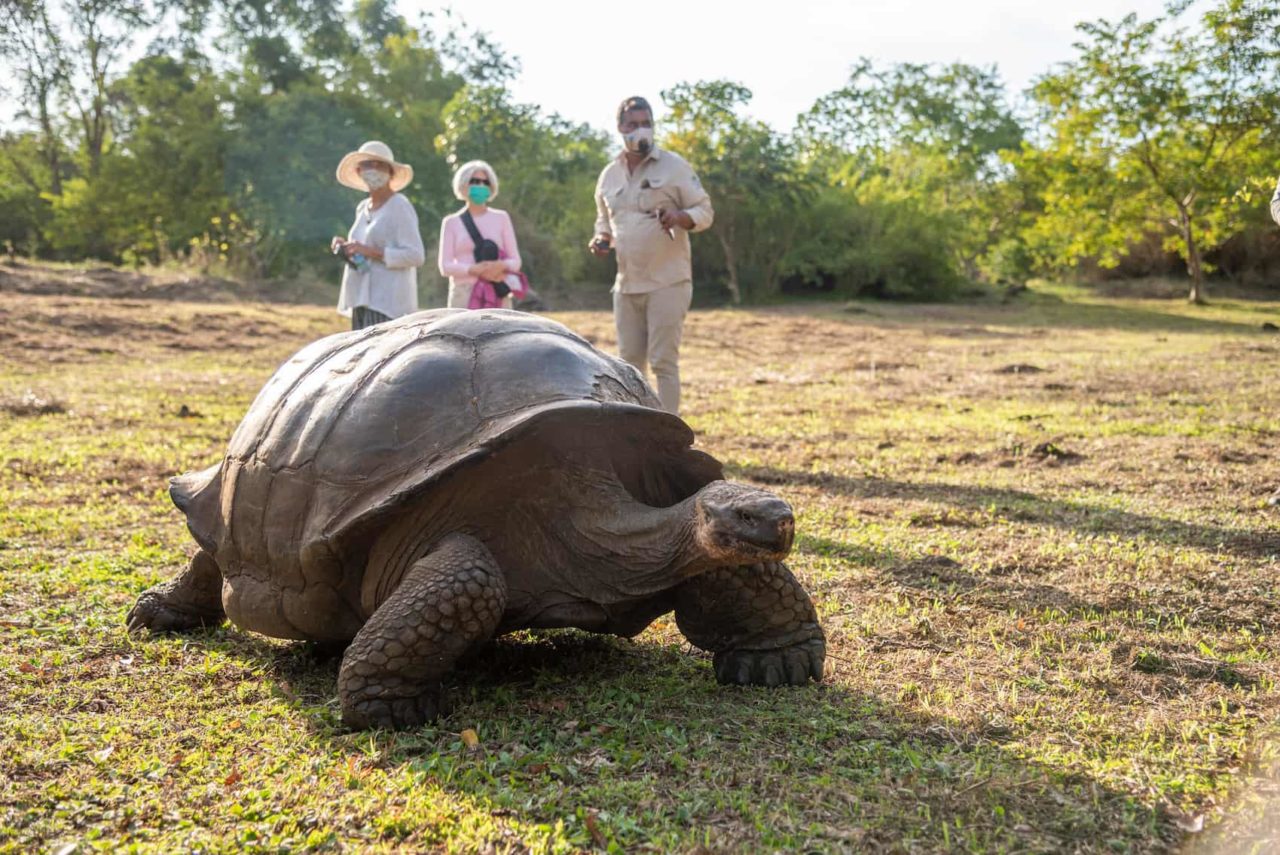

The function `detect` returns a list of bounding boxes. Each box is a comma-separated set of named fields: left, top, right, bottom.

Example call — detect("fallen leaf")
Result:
left=460, top=728, right=480, bottom=749
left=527, top=762, right=548, bottom=775
left=585, top=810, right=606, bottom=848
left=223, top=769, right=242, bottom=787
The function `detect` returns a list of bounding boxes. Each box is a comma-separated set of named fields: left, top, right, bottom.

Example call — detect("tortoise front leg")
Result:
left=339, top=533, right=507, bottom=731
left=127, top=549, right=226, bottom=633
left=674, top=562, right=825, bottom=687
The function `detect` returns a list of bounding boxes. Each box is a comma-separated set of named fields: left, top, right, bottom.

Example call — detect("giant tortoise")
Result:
left=127, top=309, right=825, bottom=729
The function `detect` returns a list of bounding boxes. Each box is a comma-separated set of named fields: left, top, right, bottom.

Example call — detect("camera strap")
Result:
left=460, top=210, right=494, bottom=258
left=459, top=209, right=509, bottom=297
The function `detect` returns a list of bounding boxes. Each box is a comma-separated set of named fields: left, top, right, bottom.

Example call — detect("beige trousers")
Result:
left=613, top=282, right=693, bottom=414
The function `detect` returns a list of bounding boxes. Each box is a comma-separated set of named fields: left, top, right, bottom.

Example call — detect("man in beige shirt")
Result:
left=590, top=95, right=714, bottom=414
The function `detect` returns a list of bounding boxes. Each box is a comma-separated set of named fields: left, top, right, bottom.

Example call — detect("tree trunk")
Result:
left=714, top=227, right=742, bottom=305
left=37, top=81, right=62, bottom=196
left=1178, top=204, right=1206, bottom=305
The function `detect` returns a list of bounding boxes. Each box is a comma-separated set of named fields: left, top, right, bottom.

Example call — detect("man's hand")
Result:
left=658, top=209, right=695, bottom=231
left=588, top=234, right=612, bottom=257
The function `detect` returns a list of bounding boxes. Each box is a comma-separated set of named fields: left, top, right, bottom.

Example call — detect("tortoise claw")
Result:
left=712, top=638, right=826, bottom=687
left=126, top=591, right=222, bottom=634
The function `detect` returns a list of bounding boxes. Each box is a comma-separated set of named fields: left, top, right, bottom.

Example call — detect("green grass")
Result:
left=3, top=281, right=1280, bottom=852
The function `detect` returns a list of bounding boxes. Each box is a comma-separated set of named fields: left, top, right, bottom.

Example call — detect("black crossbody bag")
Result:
left=460, top=210, right=510, bottom=298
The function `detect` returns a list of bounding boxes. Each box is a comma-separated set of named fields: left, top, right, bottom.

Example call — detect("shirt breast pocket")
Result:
left=643, top=178, right=681, bottom=212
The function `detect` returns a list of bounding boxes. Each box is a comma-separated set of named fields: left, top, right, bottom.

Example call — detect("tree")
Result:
left=798, top=58, right=1022, bottom=170
left=0, top=0, right=69, bottom=197
left=1029, top=0, right=1280, bottom=303
left=662, top=81, right=810, bottom=303
left=796, top=60, right=1024, bottom=285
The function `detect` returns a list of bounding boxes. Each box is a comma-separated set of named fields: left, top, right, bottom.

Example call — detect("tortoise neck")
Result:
left=568, top=474, right=710, bottom=597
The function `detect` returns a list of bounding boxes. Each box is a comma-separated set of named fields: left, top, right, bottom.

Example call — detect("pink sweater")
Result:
left=437, top=207, right=522, bottom=285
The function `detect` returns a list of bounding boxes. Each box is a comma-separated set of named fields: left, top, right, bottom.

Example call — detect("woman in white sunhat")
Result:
left=437, top=159, right=527, bottom=310
left=331, top=141, right=426, bottom=330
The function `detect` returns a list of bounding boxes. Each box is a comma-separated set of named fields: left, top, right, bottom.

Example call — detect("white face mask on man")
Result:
left=622, top=127, right=654, bottom=154
left=360, top=167, right=391, bottom=190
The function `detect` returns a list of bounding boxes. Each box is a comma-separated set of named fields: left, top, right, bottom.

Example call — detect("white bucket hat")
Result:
left=336, top=140, right=414, bottom=192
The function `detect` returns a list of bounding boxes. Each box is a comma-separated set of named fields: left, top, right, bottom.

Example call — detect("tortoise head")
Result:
left=693, top=481, right=796, bottom=565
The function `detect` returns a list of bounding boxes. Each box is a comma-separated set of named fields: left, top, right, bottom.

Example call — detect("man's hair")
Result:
left=616, top=96, right=652, bottom=127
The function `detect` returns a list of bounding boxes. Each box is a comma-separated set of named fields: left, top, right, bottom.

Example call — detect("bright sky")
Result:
left=404, top=0, right=1171, bottom=132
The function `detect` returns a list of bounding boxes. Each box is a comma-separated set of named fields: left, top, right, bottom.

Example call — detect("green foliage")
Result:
left=226, top=84, right=372, bottom=272
left=6, top=0, right=1280, bottom=302
left=0, top=133, right=54, bottom=253
left=797, top=58, right=1022, bottom=169
left=1026, top=0, right=1280, bottom=301
left=785, top=60, right=1023, bottom=298
left=779, top=183, right=960, bottom=301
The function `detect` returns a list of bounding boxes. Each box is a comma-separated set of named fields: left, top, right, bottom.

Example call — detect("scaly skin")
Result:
left=338, top=533, right=507, bottom=731
left=127, top=549, right=226, bottom=633
left=674, top=561, right=825, bottom=687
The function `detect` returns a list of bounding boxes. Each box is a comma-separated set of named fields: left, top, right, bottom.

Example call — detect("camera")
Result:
left=332, top=242, right=356, bottom=268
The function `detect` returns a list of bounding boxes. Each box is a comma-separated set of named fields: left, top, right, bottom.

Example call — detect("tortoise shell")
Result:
left=171, top=309, right=718, bottom=602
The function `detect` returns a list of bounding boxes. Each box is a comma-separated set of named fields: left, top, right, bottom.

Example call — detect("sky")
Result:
left=404, top=0, right=1171, bottom=133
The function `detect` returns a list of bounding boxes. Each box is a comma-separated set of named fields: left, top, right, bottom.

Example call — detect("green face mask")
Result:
left=468, top=185, right=492, bottom=205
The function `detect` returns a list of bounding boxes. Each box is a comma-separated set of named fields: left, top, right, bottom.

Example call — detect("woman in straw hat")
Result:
left=331, top=141, right=426, bottom=330
left=437, top=159, right=525, bottom=309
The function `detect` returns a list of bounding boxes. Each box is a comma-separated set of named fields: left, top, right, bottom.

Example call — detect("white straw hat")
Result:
left=336, top=141, right=414, bottom=192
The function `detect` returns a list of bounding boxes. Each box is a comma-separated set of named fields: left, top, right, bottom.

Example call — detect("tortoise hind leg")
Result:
left=127, top=549, right=226, bottom=633
left=339, top=533, right=507, bottom=731
left=674, top=561, right=825, bottom=687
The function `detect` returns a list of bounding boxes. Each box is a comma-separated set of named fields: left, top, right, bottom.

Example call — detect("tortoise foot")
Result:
left=341, top=685, right=445, bottom=731
left=713, top=637, right=825, bottom=687
left=337, top=534, right=506, bottom=731
left=125, top=550, right=225, bottom=634
left=126, top=590, right=223, bottom=633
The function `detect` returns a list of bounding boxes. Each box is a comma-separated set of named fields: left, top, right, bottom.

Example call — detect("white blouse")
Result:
left=336, top=193, right=425, bottom=320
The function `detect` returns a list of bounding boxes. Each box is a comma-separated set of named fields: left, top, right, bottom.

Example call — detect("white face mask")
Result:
left=360, top=167, right=390, bottom=190
left=623, top=127, right=654, bottom=154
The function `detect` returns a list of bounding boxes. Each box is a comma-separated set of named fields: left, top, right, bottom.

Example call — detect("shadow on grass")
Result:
left=810, top=291, right=1273, bottom=336
left=733, top=464, right=1280, bottom=561
left=732, top=464, right=1280, bottom=637
left=220, top=628, right=1178, bottom=852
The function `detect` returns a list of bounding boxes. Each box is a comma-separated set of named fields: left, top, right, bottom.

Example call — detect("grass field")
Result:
left=3, top=281, right=1280, bottom=853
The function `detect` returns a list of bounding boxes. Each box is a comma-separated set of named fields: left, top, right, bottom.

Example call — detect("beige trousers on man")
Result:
left=613, top=281, right=693, bottom=414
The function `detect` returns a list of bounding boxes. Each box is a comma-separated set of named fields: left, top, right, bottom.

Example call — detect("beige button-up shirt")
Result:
left=594, top=147, right=714, bottom=294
